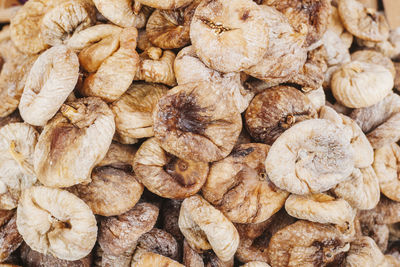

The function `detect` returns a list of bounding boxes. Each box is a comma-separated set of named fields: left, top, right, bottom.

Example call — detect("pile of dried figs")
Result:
left=1, top=0, right=400, bottom=266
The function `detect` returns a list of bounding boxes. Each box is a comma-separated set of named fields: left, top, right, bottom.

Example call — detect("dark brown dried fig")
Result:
left=0, top=210, right=22, bottom=262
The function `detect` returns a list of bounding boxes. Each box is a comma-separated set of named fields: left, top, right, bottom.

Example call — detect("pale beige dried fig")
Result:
left=262, top=0, right=330, bottom=47
left=285, top=193, right=355, bottom=226
left=332, top=167, right=380, bottom=210
left=34, top=97, right=115, bottom=188
left=92, top=0, right=148, bottom=28
left=190, top=0, right=270, bottom=73
left=265, top=119, right=354, bottom=195
left=202, top=143, right=289, bottom=224
left=81, top=27, right=140, bottom=102
left=351, top=50, right=396, bottom=78
left=17, top=186, right=97, bottom=261
left=0, top=211, right=22, bottom=262
left=344, top=236, right=386, bottom=266
left=111, top=82, right=168, bottom=140
left=153, top=82, right=242, bottom=162
left=178, top=195, right=239, bottom=262
left=135, top=49, right=176, bottom=86
left=338, top=0, right=389, bottom=42
left=245, top=85, right=317, bottom=145
left=244, top=5, right=307, bottom=85
left=136, top=0, right=193, bottom=9
left=133, top=138, right=208, bottom=199
left=131, top=251, right=184, bottom=267
left=373, top=143, right=400, bottom=202
left=40, top=0, right=96, bottom=47
left=98, top=202, right=159, bottom=256
left=0, top=123, right=38, bottom=210
left=331, top=61, right=393, bottom=108
left=267, top=220, right=350, bottom=267
left=19, top=45, right=79, bottom=126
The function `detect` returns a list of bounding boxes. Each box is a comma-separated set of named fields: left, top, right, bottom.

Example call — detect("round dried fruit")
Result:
left=190, top=0, right=270, bottom=73
left=16, top=186, right=97, bottom=261
left=178, top=195, right=239, bottom=262
left=202, top=143, right=289, bottom=223
left=331, top=61, right=393, bottom=108
left=265, top=119, right=354, bottom=195
left=133, top=138, right=208, bottom=199
left=245, top=85, right=317, bottom=145
left=0, top=123, right=38, bottom=210
left=34, top=97, right=115, bottom=188
left=153, top=82, right=242, bottom=162
left=19, top=45, right=79, bottom=126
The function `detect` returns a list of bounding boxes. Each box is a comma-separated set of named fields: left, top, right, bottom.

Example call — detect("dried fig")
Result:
left=331, top=61, right=393, bottom=108
left=34, top=97, right=115, bottom=188
left=161, top=199, right=184, bottom=244
left=267, top=220, right=349, bottom=267
left=153, top=82, right=242, bottom=162
left=178, top=195, right=239, bottom=262
left=0, top=211, right=22, bottom=262
left=190, top=0, right=270, bottom=73
left=265, top=119, right=354, bottom=195
left=321, top=29, right=351, bottom=66
left=338, top=0, right=389, bottom=42
left=136, top=228, right=179, bottom=261
left=245, top=85, right=317, bottom=145
left=19, top=45, right=79, bottom=126
left=344, top=236, right=386, bottom=266
left=97, top=141, right=137, bottom=171
left=16, top=186, right=97, bottom=261
left=131, top=251, right=184, bottom=267
left=0, top=123, right=38, bottom=210
left=98, top=202, right=159, bottom=256
left=202, top=143, right=289, bottom=224
left=136, top=0, right=193, bottom=9
left=356, top=212, right=389, bottom=253
left=133, top=138, right=208, bottom=199
left=351, top=50, right=395, bottom=78
left=262, top=0, right=330, bottom=47
left=111, top=82, right=168, bottom=140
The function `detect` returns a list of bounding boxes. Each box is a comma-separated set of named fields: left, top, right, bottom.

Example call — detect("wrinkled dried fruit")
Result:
left=133, top=138, right=208, bottom=199
left=338, top=0, right=389, bottom=42
left=344, top=236, right=386, bottom=266
left=203, top=143, right=289, bottom=223
left=241, top=262, right=270, bottom=267
left=321, top=29, right=351, bottom=66
left=0, top=211, right=22, bottom=262
left=111, top=82, right=168, bottom=140
left=305, top=87, right=326, bottom=112
left=153, top=82, right=242, bottom=162
left=97, top=141, right=137, bottom=170
left=265, top=119, right=354, bottom=195
left=183, top=239, right=234, bottom=267
left=98, top=202, right=159, bottom=256
left=190, top=0, right=270, bottom=73
left=267, top=220, right=349, bottom=267
left=34, top=97, right=115, bottom=188
left=136, top=228, right=179, bottom=261
left=179, top=195, right=239, bottom=262
left=0, top=123, right=38, bottom=210
left=137, top=0, right=193, bottom=9
left=131, top=251, right=184, bottom=267
left=17, top=186, right=97, bottom=261
left=161, top=199, right=184, bottom=244
left=245, top=85, right=317, bottom=145
left=19, top=45, right=79, bottom=126
left=351, top=50, right=396, bottom=78
left=331, top=61, right=393, bottom=108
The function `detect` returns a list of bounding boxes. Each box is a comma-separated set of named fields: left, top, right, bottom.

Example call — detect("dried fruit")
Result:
left=245, top=85, right=317, bottom=145
left=0, top=211, right=22, bottom=262
left=183, top=240, right=234, bottom=267
left=136, top=0, right=193, bottom=9
left=351, top=50, right=396, bottom=78
left=19, top=45, right=79, bottom=126
left=241, top=262, right=270, bottom=267
left=331, top=61, right=393, bottom=108
left=133, top=138, right=208, bottom=199
left=131, top=251, right=184, bottom=267
left=178, top=195, right=239, bottom=262
left=202, top=143, right=289, bottom=223
left=16, top=186, right=97, bottom=261
left=190, top=0, right=270, bottom=73
left=34, top=97, right=115, bottom=188
left=136, top=228, right=179, bottom=261
left=97, top=141, right=137, bottom=170
left=265, top=119, right=354, bottom=195
left=305, top=87, right=326, bottom=112
left=111, top=82, right=168, bottom=140
left=344, top=236, right=386, bottom=266
left=153, top=82, right=242, bottom=162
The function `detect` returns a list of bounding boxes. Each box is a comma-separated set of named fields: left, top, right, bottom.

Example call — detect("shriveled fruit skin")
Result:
left=137, top=0, right=193, bottom=9
left=344, top=236, right=386, bottom=266
left=0, top=211, right=22, bottom=262
left=132, top=251, right=184, bottom=267
left=190, top=0, right=270, bottom=73
left=351, top=50, right=396, bottom=78
left=265, top=119, right=354, bottom=195
left=245, top=85, right=317, bottom=145
left=16, top=186, right=97, bottom=261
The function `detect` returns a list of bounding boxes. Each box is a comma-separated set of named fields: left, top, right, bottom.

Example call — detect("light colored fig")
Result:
left=136, top=0, right=193, bottom=9
left=338, top=0, right=389, bottom=42
left=265, top=119, right=354, bottom=195
left=0, top=123, right=38, bottom=210
left=19, top=45, right=79, bottom=126
left=16, top=186, right=97, bottom=261
left=133, top=138, right=208, bottom=199
left=321, top=29, right=351, bottom=66
left=131, top=251, right=184, bottom=267
left=351, top=50, right=395, bottom=78
left=331, top=61, right=393, bottom=108
left=153, top=82, right=242, bottom=162
left=190, top=0, right=270, bottom=73
left=202, top=143, right=288, bottom=223
left=111, top=82, right=168, bottom=140
left=34, top=97, right=115, bottom=188
left=178, top=195, right=239, bottom=262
